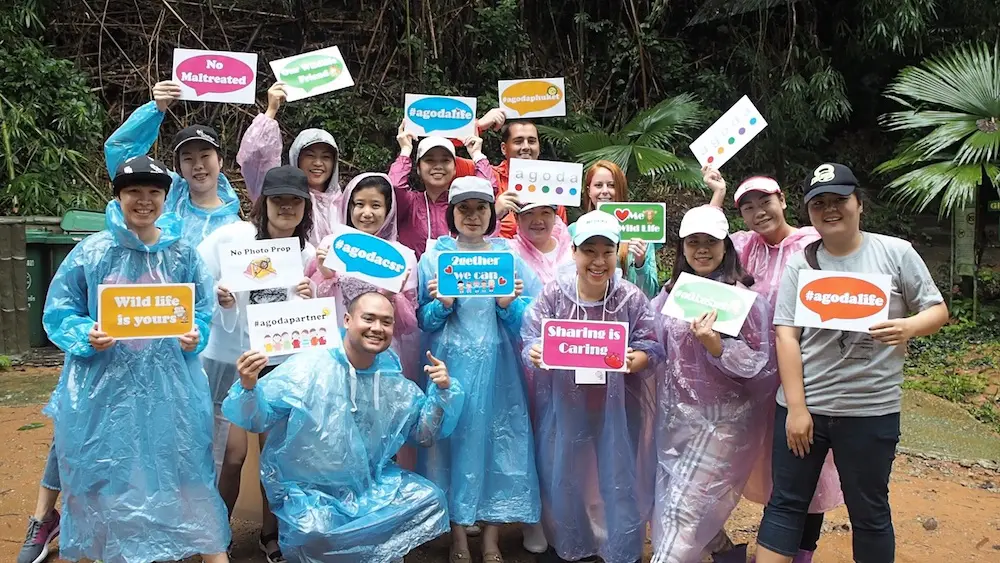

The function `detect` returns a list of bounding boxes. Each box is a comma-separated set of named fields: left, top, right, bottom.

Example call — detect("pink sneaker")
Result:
left=16, top=509, right=60, bottom=563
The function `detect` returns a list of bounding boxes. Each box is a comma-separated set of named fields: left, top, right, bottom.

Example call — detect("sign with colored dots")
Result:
left=508, top=158, right=583, bottom=207
left=689, top=95, right=768, bottom=169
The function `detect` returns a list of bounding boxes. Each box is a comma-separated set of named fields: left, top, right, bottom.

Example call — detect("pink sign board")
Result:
left=172, top=48, right=258, bottom=104
left=540, top=319, right=630, bottom=372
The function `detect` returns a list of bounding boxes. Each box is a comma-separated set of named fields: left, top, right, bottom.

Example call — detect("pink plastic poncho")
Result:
left=507, top=219, right=573, bottom=286
left=649, top=284, right=778, bottom=563
left=731, top=227, right=843, bottom=512
left=520, top=266, right=664, bottom=563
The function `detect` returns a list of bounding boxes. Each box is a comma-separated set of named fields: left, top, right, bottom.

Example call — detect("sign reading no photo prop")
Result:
left=172, top=48, right=258, bottom=104
left=404, top=94, right=478, bottom=138
left=597, top=202, right=667, bottom=243
left=436, top=251, right=516, bottom=298
left=218, top=237, right=305, bottom=293
left=689, top=95, right=768, bottom=168
left=508, top=158, right=583, bottom=207
left=793, top=270, right=892, bottom=332
left=498, top=77, right=567, bottom=118
left=323, top=225, right=414, bottom=293
left=98, top=283, right=195, bottom=340
left=269, top=46, right=355, bottom=102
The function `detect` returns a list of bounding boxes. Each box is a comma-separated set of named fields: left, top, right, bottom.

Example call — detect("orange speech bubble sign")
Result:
left=99, top=283, right=195, bottom=339
left=501, top=80, right=563, bottom=115
left=799, top=276, right=888, bottom=322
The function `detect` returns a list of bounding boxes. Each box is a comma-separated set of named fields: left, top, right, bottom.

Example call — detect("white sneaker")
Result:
left=522, top=522, right=548, bottom=554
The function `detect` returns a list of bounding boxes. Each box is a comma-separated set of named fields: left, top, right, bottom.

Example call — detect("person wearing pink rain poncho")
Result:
left=649, top=205, right=778, bottom=563
left=704, top=168, right=843, bottom=563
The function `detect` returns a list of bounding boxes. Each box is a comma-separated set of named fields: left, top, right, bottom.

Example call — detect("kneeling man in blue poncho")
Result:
left=222, top=289, right=465, bottom=563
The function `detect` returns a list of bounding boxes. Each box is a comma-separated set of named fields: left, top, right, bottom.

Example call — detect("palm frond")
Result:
left=621, top=94, right=705, bottom=140
left=956, top=130, right=1000, bottom=166
left=563, top=131, right=618, bottom=160
left=885, top=42, right=1000, bottom=116
left=879, top=110, right=978, bottom=131
left=535, top=124, right=574, bottom=148
left=883, top=162, right=984, bottom=216
left=576, top=145, right=635, bottom=176
left=663, top=163, right=708, bottom=191
left=905, top=120, right=980, bottom=160
left=631, top=146, right=687, bottom=176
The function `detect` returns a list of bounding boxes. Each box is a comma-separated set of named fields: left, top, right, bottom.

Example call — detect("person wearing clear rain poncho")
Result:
left=521, top=210, right=663, bottom=563
left=222, top=289, right=464, bottom=563
left=41, top=156, right=230, bottom=563
left=648, top=205, right=778, bottom=563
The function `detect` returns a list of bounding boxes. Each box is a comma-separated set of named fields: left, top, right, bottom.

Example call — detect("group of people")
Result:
left=16, top=78, right=949, bottom=563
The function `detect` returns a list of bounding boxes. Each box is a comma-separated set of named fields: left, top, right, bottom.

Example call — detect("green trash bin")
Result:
left=50, top=209, right=104, bottom=279
left=25, top=230, right=51, bottom=347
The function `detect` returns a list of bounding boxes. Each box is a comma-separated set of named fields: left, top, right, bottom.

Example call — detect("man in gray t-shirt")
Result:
left=773, top=232, right=944, bottom=417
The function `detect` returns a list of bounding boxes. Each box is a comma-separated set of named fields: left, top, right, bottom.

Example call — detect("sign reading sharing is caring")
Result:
left=323, top=224, right=414, bottom=293
left=247, top=297, right=341, bottom=357
left=403, top=93, right=478, bottom=138
left=794, top=270, right=892, bottom=332
left=269, top=46, right=355, bottom=102
left=541, top=319, right=630, bottom=373
left=436, top=251, right=516, bottom=298
left=218, top=237, right=305, bottom=293
left=498, top=77, right=566, bottom=118
left=597, top=202, right=667, bottom=243
left=98, top=283, right=195, bottom=340
left=660, top=272, right=758, bottom=337
left=508, top=158, right=583, bottom=207
left=172, top=48, right=257, bottom=104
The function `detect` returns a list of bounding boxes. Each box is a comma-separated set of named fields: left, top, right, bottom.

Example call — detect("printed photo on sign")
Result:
left=246, top=297, right=341, bottom=357
left=508, top=158, right=583, bottom=207
left=218, top=237, right=305, bottom=293
left=403, top=93, right=478, bottom=138
left=540, top=319, right=630, bottom=373
left=98, top=283, right=195, bottom=340
left=436, top=251, right=516, bottom=298
left=498, top=78, right=566, bottom=118
left=597, top=202, right=666, bottom=243
left=269, top=46, right=355, bottom=102
left=793, top=270, right=892, bottom=333
left=660, top=272, right=758, bottom=337
left=323, top=224, right=414, bottom=293
left=689, top=95, right=768, bottom=169
left=172, top=48, right=257, bottom=104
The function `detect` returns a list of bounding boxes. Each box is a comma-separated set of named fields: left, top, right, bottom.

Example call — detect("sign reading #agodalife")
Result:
left=269, top=46, right=354, bottom=102
left=659, top=272, right=758, bottom=337
left=323, top=224, right=414, bottom=293
left=436, top=251, right=516, bottom=298
left=793, top=270, right=892, bottom=333
left=508, top=158, right=583, bottom=207
left=597, top=202, right=667, bottom=243
left=498, top=77, right=566, bottom=118
left=404, top=94, right=478, bottom=138
left=172, top=48, right=258, bottom=104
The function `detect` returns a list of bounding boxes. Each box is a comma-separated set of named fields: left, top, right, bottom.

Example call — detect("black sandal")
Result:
left=258, top=532, right=286, bottom=563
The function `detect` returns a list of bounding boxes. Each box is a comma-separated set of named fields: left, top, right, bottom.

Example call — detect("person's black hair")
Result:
left=249, top=195, right=314, bottom=250
left=446, top=200, right=497, bottom=236
left=663, top=235, right=754, bottom=293
left=346, top=176, right=393, bottom=229
left=801, top=188, right=866, bottom=270
left=500, top=119, right=539, bottom=143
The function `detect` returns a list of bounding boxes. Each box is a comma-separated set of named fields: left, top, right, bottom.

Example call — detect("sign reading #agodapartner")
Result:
left=436, top=251, right=516, bottom=298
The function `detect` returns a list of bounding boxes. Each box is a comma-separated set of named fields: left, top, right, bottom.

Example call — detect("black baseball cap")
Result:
left=261, top=165, right=311, bottom=200
left=803, top=163, right=858, bottom=203
left=112, top=155, right=172, bottom=195
left=172, top=125, right=221, bottom=153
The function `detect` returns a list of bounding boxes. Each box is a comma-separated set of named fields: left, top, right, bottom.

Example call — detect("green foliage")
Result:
left=0, top=354, right=11, bottom=371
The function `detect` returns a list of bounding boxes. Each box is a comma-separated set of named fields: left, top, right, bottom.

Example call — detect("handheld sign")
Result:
left=269, top=46, right=354, bottom=102
left=660, top=272, right=758, bottom=337
left=794, top=270, right=892, bottom=332
left=498, top=78, right=566, bottom=118
left=597, top=202, right=667, bottom=243
left=172, top=48, right=257, bottom=104
left=98, top=283, right=195, bottom=340
left=323, top=224, right=413, bottom=293
left=404, top=94, right=478, bottom=138
left=689, top=95, right=767, bottom=169
left=219, top=237, right=305, bottom=293
left=540, top=319, right=630, bottom=384
left=246, top=297, right=341, bottom=357
left=508, top=158, right=583, bottom=207
left=436, top=251, right=516, bottom=298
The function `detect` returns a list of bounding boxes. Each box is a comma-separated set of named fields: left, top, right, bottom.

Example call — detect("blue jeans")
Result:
left=41, top=440, right=61, bottom=491
left=757, top=405, right=899, bottom=562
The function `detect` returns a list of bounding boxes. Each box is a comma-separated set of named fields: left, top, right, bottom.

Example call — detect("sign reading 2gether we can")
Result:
left=172, top=48, right=258, bottom=104
left=404, top=94, right=478, bottom=138
left=269, top=46, right=355, bottom=102
left=436, top=251, right=516, bottom=298
left=508, top=158, right=583, bottom=207
left=498, top=77, right=566, bottom=118
left=793, top=270, right=892, bottom=332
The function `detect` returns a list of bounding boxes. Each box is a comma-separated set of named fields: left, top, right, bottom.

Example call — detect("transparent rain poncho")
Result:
left=42, top=201, right=230, bottom=563
left=520, top=265, right=664, bottom=563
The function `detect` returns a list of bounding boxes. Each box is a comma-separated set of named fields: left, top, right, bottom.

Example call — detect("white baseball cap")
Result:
left=416, top=136, right=457, bottom=160
left=517, top=202, right=558, bottom=214
left=572, top=210, right=621, bottom=245
left=448, top=176, right=495, bottom=204
left=678, top=205, right=729, bottom=240
left=733, top=176, right=781, bottom=207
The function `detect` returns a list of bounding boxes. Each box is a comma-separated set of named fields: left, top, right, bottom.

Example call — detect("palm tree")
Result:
left=876, top=42, right=1000, bottom=217
left=537, top=93, right=707, bottom=189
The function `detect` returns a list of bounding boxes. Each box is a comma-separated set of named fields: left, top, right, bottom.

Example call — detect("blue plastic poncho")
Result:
left=42, top=201, right=230, bottom=563
left=222, top=346, right=465, bottom=563
left=416, top=236, right=542, bottom=526
left=105, top=101, right=242, bottom=244
left=520, top=265, right=664, bottom=563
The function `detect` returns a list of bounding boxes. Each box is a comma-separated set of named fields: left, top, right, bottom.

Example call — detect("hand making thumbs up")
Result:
left=424, top=351, right=450, bottom=389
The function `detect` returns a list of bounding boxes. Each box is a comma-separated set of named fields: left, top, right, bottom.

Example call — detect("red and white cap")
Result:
left=733, top=176, right=781, bottom=207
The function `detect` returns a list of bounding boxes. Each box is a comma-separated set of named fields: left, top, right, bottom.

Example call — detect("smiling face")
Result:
left=738, top=191, right=788, bottom=238
left=501, top=122, right=541, bottom=161
left=297, top=143, right=337, bottom=191
left=574, top=237, right=617, bottom=287
left=419, top=148, right=456, bottom=191
left=345, top=292, right=395, bottom=354
left=516, top=206, right=556, bottom=247
left=177, top=141, right=222, bottom=195
left=587, top=166, right=618, bottom=207
left=453, top=199, right=492, bottom=238
left=807, top=192, right=862, bottom=239
left=266, top=195, right=306, bottom=233
left=349, top=186, right=388, bottom=235
left=683, top=234, right=726, bottom=276
left=117, top=184, right=166, bottom=230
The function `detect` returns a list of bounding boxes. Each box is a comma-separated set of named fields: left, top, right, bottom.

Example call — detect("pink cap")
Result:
left=734, top=176, right=781, bottom=206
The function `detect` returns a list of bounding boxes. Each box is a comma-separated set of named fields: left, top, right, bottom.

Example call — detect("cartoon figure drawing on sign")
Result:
left=173, top=305, right=190, bottom=324
left=244, top=257, right=278, bottom=280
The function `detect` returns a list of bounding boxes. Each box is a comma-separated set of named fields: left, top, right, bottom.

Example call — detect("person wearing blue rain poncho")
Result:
left=222, top=290, right=465, bottom=563
left=104, top=79, right=241, bottom=244
left=416, top=175, right=542, bottom=563
left=41, top=155, right=230, bottom=563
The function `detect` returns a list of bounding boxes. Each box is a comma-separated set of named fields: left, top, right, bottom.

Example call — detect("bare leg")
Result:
left=481, top=523, right=501, bottom=556
left=754, top=546, right=794, bottom=563
left=32, top=487, right=59, bottom=520
left=202, top=551, right=230, bottom=563
left=451, top=522, right=469, bottom=552
left=258, top=432, right=280, bottom=552
left=218, top=427, right=248, bottom=517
